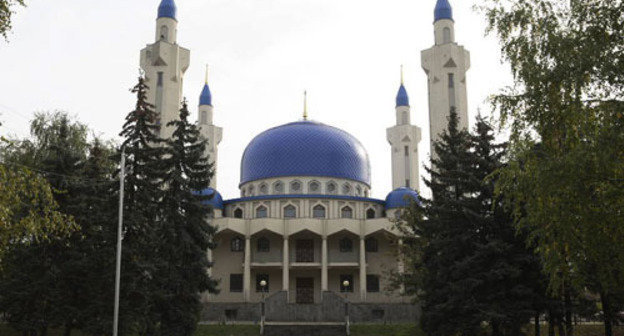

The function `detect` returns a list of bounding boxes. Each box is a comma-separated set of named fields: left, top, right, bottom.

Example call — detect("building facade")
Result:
left=140, top=0, right=470, bottom=323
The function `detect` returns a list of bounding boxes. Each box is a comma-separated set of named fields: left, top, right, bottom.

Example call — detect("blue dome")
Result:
left=385, top=187, right=419, bottom=209
left=198, top=188, right=224, bottom=209
left=199, top=84, right=212, bottom=106
left=434, top=0, right=453, bottom=22
left=396, top=84, right=409, bottom=107
left=158, top=0, right=177, bottom=20
left=240, top=121, right=371, bottom=186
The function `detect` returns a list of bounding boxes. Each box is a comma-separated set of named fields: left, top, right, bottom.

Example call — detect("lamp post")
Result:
left=260, top=280, right=267, bottom=336
left=342, top=280, right=350, bottom=336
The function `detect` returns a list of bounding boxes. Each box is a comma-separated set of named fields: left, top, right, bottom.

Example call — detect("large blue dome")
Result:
left=385, top=187, right=419, bottom=209
left=240, top=121, right=371, bottom=186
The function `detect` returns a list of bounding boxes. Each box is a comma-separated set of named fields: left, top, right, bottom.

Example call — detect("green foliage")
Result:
left=480, top=0, right=624, bottom=334
left=0, top=0, right=25, bottom=40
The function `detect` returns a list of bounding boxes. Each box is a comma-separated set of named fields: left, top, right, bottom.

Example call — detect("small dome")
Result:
left=396, top=84, right=409, bottom=107
left=158, top=0, right=177, bottom=20
left=434, top=0, right=453, bottom=22
left=198, top=188, right=224, bottom=210
left=199, top=84, right=212, bottom=106
left=385, top=187, right=419, bottom=209
left=240, top=120, right=371, bottom=186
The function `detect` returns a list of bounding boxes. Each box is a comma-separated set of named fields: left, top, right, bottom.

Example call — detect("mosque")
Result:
left=140, top=0, right=470, bottom=323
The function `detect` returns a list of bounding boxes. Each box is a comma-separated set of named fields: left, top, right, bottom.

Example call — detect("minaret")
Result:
left=386, top=67, right=422, bottom=191
left=198, top=66, right=223, bottom=189
left=421, top=0, right=470, bottom=157
left=140, top=0, right=191, bottom=140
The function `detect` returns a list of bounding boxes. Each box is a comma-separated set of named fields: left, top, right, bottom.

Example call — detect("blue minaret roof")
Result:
left=396, top=84, right=409, bottom=107
left=158, top=0, right=177, bottom=20
left=199, top=84, right=212, bottom=106
left=434, top=0, right=453, bottom=22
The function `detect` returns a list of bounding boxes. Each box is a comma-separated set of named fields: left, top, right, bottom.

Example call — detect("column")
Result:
left=243, top=236, right=251, bottom=301
left=359, top=237, right=366, bottom=301
left=321, top=236, right=328, bottom=291
left=282, top=237, right=289, bottom=291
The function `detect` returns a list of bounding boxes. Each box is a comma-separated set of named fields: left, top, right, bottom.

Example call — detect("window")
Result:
left=443, top=27, right=451, bottom=44
left=256, top=206, right=268, bottom=218
left=225, top=309, right=238, bottom=320
left=231, top=237, right=244, bottom=252
left=326, top=182, right=337, bottom=194
left=340, top=274, right=354, bottom=292
left=342, top=183, right=351, bottom=195
left=290, top=181, right=301, bottom=193
left=259, top=184, right=268, bottom=195
left=339, top=238, right=353, bottom=252
left=365, top=237, right=378, bottom=252
left=366, top=208, right=376, bottom=219
left=229, top=274, right=243, bottom=292
left=309, top=181, right=320, bottom=193
left=234, top=208, right=243, bottom=218
left=355, top=186, right=362, bottom=196
left=448, top=73, right=455, bottom=88
left=160, top=25, right=168, bottom=41
left=248, top=185, right=254, bottom=196
left=274, top=181, right=284, bottom=194
left=256, top=274, right=269, bottom=292
left=341, top=206, right=353, bottom=219
left=312, top=204, right=326, bottom=219
left=157, top=72, right=164, bottom=87
left=367, top=275, right=380, bottom=292
left=284, top=205, right=297, bottom=218
left=257, top=237, right=270, bottom=252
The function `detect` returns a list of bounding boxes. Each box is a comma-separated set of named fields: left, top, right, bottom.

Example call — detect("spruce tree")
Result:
left=155, top=99, right=217, bottom=336
left=117, top=76, right=167, bottom=335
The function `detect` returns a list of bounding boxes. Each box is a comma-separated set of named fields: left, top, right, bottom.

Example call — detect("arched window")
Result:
left=312, top=204, right=326, bottom=219
left=256, top=206, right=268, bottom=218
left=273, top=181, right=284, bottom=194
left=366, top=208, right=376, bottom=219
left=259, top=184, right=268, bottom=195
left=341, top=206, right=353, bottom=219
left=339, top=238, right=353, bottom=252
left=160, top=25, right=169, bottom=41
left=257, top=237, right=270, bottom=252
left=248, top=185, right=255, bottom=196
left=443, top=27, right=451, bottom=44
left=290, top=181, right=302, bottom=193
left=231, top=237, right=244, bottom=252
left=342, top=183, right=351, bottom=195
left=365, top=237, right=378, bottom=252
left=326, top=182, right=337, bottom=194
left=309, top=181, right=320, bottom=193
left=355, top=186, right=362, bottom=196
left=234, top=208, right=244, bottom=218
left=284, top=205, right=297, bottom=218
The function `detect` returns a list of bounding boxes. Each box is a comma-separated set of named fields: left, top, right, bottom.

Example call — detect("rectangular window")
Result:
left=340, top=274, right=354, bottom=292
left=367, top=274, right=380, bottom=292
left=448, top=73, right=456, bottom=109
left=448, top=73, right=454, bottom=88
left=404, top=146, right=409, bottom=156
left=256, top=274, right=270, bottom=292
left=157, top=72, right=164, bottom=87
left=230, top=274, right=243, bottom=292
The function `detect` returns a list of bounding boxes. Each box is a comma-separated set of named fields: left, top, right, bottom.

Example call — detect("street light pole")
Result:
left=260, top=280, right=267, bottom=336
left=113, top=148, right=125, bottom=336
left=342, top=280, right=350, bottom=336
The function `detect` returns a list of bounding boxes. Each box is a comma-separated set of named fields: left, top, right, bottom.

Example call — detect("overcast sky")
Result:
left=0, top=0, right=513, bottom=200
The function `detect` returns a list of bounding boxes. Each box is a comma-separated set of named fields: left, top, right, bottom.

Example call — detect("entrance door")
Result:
left=296, top=239, right=314, bottom=262
left=296, top=277, right=314, bottom=304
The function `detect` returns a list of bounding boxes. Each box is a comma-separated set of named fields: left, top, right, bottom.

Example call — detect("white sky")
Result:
left=0, top=0, right=513, bottom=200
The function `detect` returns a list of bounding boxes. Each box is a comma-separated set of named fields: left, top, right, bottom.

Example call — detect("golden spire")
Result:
left=303, top=90, right=308, bottom=120
left=400, top=64, right=404, bottom=85
left=205, top=64, right=209, bottom=84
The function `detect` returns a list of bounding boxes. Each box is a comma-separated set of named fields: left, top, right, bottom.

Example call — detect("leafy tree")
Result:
left=481, top=1, right=624, bottom=335
left=154, top=99, right=218, bottom=336
left=0, top=0, right=25, bottom=40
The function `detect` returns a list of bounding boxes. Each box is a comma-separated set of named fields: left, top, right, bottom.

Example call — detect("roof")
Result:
left=158, top=0, right=177, bottom=20
left=434, top=0, right=453, bottom=22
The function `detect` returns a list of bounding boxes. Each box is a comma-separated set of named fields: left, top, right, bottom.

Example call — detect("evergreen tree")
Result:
left=155, top=99, right=218, bottom=336
left=117, top=75, right=167, bottom=335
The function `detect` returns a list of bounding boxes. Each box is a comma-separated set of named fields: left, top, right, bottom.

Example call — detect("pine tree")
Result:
left=117, top=76, right=167, bottom=335
left=155, top=99, right=218, bottom=336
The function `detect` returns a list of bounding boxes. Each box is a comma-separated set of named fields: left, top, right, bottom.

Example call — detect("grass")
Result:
left=1, top=323, right=621, bottom=336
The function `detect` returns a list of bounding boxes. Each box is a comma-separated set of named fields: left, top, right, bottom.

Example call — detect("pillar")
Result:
left=322, top=236, right=328, bottom=291
left=283, top=237, right=289, bottom=291
left=359, top=237, right=366, bottom=301
left=243, top=236, right=251, bottom=301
